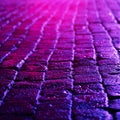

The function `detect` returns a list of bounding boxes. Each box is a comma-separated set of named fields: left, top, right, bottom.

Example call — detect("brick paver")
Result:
left=0, top=0, right=120, bottom=119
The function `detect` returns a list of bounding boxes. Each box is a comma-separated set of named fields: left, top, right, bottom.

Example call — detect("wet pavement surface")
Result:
left=0, top=0, right=120, bottom=119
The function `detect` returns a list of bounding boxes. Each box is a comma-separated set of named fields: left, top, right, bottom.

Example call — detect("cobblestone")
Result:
left=0, top=0, right=120, bottom=119
left=109, top=99, right=120, bottom=110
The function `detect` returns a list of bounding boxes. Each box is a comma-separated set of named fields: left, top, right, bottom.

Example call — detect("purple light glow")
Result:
left=0, top=0, right=119, bottom=119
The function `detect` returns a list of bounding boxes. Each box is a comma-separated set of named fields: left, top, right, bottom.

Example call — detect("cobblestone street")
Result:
left=0, top=0, right=120, bottom=119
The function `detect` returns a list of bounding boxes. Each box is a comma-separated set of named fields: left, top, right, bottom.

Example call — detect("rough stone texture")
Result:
left=109, top=99, right=120, bottom=110
left=73, top=83, right=104, bottom=94
left=0, top=0, right=120, bottom=119
left=106, top=85, right=120, bottom=97
left=35, top=100, right=72, bottom=120
left=74, top=74, right=102, bottom=84
left=73, top=109, right=112, bottom=120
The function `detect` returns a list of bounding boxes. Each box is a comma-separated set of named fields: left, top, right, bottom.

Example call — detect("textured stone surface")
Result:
left=0, top=0, right=120, bottom=119
left=109, top=99, right=120, bottom=110
left=106, top=85, right=120, bottom=97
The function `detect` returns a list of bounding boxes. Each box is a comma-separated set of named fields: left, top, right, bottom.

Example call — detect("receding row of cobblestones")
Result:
left=95, top=0, right=120, bottom=119
left=0, top=0, right=120, bottom=119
